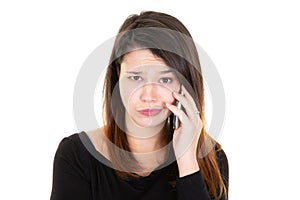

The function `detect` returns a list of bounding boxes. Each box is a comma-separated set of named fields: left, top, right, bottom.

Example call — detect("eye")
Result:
left=129, top=75, right=142, bottom=81
left=159, top=77, right=173, bottom=84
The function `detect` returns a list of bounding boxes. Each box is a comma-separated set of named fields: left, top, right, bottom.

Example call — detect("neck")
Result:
left=127, top=131, right=165, bottom=153
left=125, top=111, right=167, bottom=153
left=127, top=130, right=169, bottom=173
left=124, top=112, right=171, bottom=172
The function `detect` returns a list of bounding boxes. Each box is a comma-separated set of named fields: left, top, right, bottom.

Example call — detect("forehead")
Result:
left=121, top=49, right=169, bottom=71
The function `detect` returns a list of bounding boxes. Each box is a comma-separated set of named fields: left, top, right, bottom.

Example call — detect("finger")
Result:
left=165, top=102, right=189, bottom=124
left=181, top=85, right=200, bottom=118
left=172, top=91, right=196, bottom=120
left=172, top=91, right=189, bottom=108
left=181, top=85, right=199, bottom=111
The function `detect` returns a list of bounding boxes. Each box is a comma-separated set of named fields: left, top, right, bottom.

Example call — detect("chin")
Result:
left=134, top=118, right=163, bottom=128
left=132, top=114, right=165, bottom=127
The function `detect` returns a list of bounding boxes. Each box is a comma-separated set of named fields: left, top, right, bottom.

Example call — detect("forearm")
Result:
left=176, top=153, right=211, bottom=200
left=176, top=170, right=211, bottom=200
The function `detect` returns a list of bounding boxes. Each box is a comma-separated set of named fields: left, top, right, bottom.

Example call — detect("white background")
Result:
left=1, top=0, right=299, bottom=199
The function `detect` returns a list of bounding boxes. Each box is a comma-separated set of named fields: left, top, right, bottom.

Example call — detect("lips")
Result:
left=138, top=109, right=162, bottom=116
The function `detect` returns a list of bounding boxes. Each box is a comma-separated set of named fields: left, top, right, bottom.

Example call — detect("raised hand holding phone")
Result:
left=166, top=84, right=203, bottom=177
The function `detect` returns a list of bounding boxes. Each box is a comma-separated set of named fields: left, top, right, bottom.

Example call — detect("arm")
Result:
left=166, top=85, right=229, bottom=199
left=176, top=156, right=211, bottom=200
left=176, top=149, right=229, bottom=200
left=50, top=137, right=92, bottom=200
left=176, top=170, right=210, bottom=200
left=166, top=85, right=210, bottom=199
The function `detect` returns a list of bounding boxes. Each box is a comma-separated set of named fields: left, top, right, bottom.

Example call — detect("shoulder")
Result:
left=54, top=133, right=84, bottom=162
left=52, top=133, right=93, bottom=186
left=215, top=145, right=229, bottom=185
left=55, top=127, right=111, bottom=165
left=85, top=127, right=111, bottom=161
left=215, top=146, right=228, bottom=165
left=212, top=141, right=228, bottom=165
left=56, top=127, right=106, bottom=156
left=56, top=133, right=83, bottom=154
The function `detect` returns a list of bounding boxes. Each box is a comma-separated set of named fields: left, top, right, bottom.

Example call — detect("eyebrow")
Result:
left=125, top=69, right=175, bottom=74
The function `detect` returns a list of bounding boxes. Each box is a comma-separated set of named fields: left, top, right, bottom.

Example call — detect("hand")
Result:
left=166, top=85, right=203, bottom=176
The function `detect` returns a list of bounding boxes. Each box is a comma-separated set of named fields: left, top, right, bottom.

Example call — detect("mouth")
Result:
left=138, top=109, right=162, bottom=116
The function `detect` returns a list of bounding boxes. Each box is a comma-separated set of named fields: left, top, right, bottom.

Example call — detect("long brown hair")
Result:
left=102, top=11, right=227, bottom=199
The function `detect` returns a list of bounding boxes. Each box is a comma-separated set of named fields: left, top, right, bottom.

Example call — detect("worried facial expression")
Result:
left=119, top=49, right=181, bottom=129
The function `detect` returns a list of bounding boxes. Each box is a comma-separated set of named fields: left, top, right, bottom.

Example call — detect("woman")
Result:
left=51, top=11, right=228, bottom=200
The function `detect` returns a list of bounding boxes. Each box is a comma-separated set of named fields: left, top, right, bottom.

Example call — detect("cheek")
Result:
left=158, top=87, right=175, bottom=104
left=165, top=92, right=175, bottom=102
left=119, top=79, right=131, bottom=108
left=119, top=81, right=140, bottom=108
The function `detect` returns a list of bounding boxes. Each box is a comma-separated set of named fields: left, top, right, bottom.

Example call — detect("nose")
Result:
left=140, top=83, right=158, bottom=102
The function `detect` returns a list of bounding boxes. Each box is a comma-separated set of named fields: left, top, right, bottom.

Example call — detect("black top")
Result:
left=50, top=132, right=228, bottom=200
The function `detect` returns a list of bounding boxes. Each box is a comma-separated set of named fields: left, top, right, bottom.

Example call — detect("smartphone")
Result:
left=172, top=85, right=184, bottom=129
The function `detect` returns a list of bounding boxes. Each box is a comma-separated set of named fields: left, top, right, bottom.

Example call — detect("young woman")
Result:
left=51, top=11, right=229, bottom=200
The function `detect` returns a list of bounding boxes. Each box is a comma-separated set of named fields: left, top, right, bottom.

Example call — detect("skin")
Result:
left=119, top=49, right=179, bottom=142
left=88, top=49, right=203, bottom=177
left=166, top=86, right=203, bottom=177
left=120, top=49, right=203, bottom=177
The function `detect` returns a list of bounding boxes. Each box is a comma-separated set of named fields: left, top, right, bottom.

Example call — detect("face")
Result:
left=119, top=49, right=181, bottom=132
